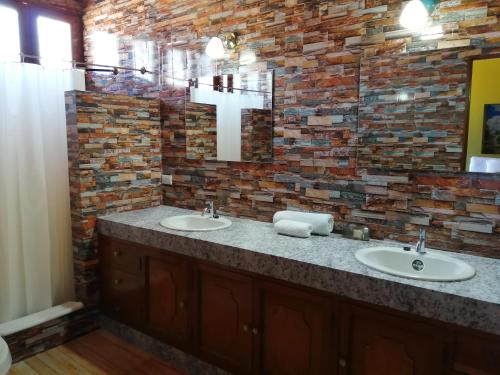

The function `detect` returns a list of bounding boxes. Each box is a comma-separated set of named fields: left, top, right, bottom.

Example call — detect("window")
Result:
left=0, top=1, right=83, bottom=65
left=37, top=16, right=72, bottom=68
left=0, top=5, right=21, bottom=62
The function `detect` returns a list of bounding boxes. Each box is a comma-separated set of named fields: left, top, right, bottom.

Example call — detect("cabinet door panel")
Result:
left=196, top=265, right=253, bottom=374
left=452, top=330, right=500, bottom=375
left=257, top=282, right=333, bottom=375
left=101, top=268, right=144, bottom=326
left=341, top=304, right=445, bottom=375
left=147, top=255, right=190, bottom=345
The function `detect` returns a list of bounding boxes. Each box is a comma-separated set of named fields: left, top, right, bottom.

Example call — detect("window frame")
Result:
left=0, top=0, right=83, bottom=64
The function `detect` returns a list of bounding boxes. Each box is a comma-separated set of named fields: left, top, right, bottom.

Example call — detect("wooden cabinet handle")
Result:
left=113, top=250, right=121, bottom=257
left=243, top=324, right=249, bottom=332
left=339, top=359, right=347, bottom=368
left=178, top=301, right=185, bottom=309
left=113, top=279, right=122, bottom=285
left=252, top=327, right=259, bottom=335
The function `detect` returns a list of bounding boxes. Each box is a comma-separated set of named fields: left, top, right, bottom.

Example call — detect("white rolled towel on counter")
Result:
left=273, top=210, right=334, bottom=236
left=274, top=220, right=313, bottom=238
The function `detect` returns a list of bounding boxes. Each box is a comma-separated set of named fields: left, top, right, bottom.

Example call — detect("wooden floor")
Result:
left=8, top=329, right=186, bottom=375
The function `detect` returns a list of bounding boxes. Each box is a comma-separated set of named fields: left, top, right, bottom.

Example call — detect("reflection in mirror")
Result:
left=185, top=71, right=273, bottom=162
left=465, top=56, right=500, bottom=173
left=357, top=50, right=468, bottom=172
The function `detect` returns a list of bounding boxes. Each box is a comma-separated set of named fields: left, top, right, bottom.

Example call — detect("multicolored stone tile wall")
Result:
left=66, top=90, right=162, bottom=305
left=358, top=49, right=469, bottom=171
left=5, top=308, right=99, bottom=362
left=82, top=0, right=500, bottom=258
left=241, top=109, right=273, bottom=162
left=185, top=102, right=218, bottom=160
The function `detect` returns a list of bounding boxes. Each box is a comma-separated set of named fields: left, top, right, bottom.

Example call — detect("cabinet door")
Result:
left=195, top=264, right=254, bottom=374
left=101, top=268, right=145, bottom=326
left=255, top=281, right=334, bottom=375
left=340, top=304, right=445, bottom=375
left=99, top=236, right=145, bottom=327
left=146, top=254, right=190, bottom=346
left=451, top=330, right=500, bottom=375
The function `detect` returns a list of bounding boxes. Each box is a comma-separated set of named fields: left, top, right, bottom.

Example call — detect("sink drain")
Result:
left=412, top=259, right=424, bottom=271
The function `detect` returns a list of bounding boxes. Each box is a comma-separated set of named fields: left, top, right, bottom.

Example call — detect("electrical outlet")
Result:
left=161, top=174, right=173, bottom=185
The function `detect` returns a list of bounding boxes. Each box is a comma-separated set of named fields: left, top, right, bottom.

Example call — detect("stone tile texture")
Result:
left=66, top=91, right=162, bottom=305
left=82, top=0, right=500, bottom=259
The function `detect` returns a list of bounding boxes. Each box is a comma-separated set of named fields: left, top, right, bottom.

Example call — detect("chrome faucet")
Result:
left=415, top=227, right=426, bottom=255
left=202, top=201, right=215, bottom=218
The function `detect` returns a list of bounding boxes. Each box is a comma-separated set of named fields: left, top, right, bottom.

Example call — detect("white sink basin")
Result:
left=355, top=246, right=475, bottom=282
left=160, top=214, right=232, bottom=232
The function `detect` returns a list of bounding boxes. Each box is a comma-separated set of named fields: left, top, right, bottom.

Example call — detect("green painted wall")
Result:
left=466, top=57, right=500, bottom=169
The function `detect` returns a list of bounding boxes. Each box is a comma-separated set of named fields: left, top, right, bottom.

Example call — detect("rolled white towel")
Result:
left=273, top=210, right=334, bottom=236
left=274, top=220, right=313, bottom=238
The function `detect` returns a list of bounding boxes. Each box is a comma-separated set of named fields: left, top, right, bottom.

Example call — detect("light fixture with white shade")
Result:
left=206, top=36, right=225, bottom=59
left=400, top=0, right=430, bottom=31
left=205, top=32, right=240, bottom=60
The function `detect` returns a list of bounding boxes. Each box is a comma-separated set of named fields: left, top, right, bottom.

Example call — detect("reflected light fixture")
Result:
left=205, top=32, right=239, bottom=60
left=400, top=0, right=430, bottom=31
left=205, top=0, right=239, bottom=60
left=206, top=35, right=225, bottom=59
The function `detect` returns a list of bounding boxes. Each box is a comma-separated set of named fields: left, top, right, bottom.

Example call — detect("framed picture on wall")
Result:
left=482, top=104, right=500, bottom=154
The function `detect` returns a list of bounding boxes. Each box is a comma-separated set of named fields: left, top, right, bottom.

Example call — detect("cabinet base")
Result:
left=100, top=315, right=229, bottom=375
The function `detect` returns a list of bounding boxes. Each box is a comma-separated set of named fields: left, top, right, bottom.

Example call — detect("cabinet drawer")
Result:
left=101, top=268, right=145, bottom=325
left=100, top=236, right=143, bottom=275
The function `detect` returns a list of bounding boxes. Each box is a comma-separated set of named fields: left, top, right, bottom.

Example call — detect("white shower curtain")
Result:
left=0, top=62, right=85, bottom=323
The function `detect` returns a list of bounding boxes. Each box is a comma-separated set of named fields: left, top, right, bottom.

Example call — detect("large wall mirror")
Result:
left=357, top=50, right=500, bottom=173
left=185, top=71, right=273, bottom=162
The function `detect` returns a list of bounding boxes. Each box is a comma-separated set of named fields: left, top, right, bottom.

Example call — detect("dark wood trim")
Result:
left=462, top=53, right=500, bottom=171
left=0, top=0, right=82, bottom=15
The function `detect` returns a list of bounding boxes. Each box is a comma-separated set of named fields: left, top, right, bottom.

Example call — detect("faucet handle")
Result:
left=419, top=227, right=426, bottom=238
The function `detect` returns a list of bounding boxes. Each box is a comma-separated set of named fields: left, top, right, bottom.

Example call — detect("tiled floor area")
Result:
left=8, top=329, right=185, bottom=375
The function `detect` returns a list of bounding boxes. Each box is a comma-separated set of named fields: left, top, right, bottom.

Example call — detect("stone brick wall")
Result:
left=82, top=0, right=500, bottom=258
left=185, top=102, right=217, bottom=160
left=5, top=308, right=99, bottom=362
left=66, top=91, right=162, bottom=305
left=358, top=49, right=468, bottom=171
left=241, top=109, right=273, bottom=162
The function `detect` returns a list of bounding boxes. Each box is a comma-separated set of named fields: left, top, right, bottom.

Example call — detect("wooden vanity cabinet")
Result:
left=145, top=252, right=191, bottom=347
left=193, top=266, right=336, bottom=375
left=98, top=235, right=500, bottom=375
left=194, top=264, right=254, bottom=374
left=254, top=281, right=335, bottom=375
left=99, top=236, right=145, bottom=327
left=450, top=329, right=500, bottom=375
left=339, top=303, right=446, bottom=375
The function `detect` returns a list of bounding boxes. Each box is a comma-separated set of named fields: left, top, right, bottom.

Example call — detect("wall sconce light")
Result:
left=206, top=36, right=225, bottom=59
left=205, top=32, right=239, bottom=60
left=400, top=0, right=436, bottom=31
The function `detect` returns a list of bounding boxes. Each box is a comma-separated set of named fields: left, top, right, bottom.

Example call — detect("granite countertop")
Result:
left=98, top=205, right=500, bottom=335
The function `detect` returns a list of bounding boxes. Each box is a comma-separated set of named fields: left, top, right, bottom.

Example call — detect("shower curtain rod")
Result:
left=17, top=53, right=271, bottom=93
left=19, top=53, right=155, bottom=75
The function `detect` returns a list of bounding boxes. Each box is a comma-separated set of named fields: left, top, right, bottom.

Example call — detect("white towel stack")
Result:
left=274, top=220, right=313, bottom=238
left=273, top=210, right=334, bottom=238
